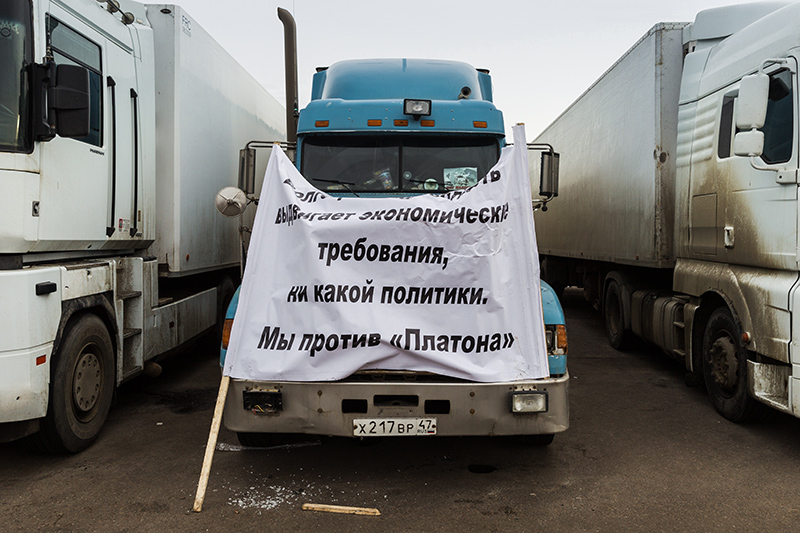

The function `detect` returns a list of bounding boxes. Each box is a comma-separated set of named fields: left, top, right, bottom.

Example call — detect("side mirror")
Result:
left=540, top=151, right=560, bottom=198
left=733, top=72, right=770, bottom=158
left=215, top=186, right=248, bottom=217
left=733, top=130, right=765, bottom=157
left=736, top=72, right=769, bottom=130
left=32, top=62, right=90, bottom=141
left=53, top=64, right=90, bottom=138
left=239, top=148, right=256, bottom=194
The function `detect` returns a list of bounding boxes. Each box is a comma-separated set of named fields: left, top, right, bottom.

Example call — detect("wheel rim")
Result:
left=708, top=333, right=739, bottom=396
left=73, top=346, right=103, bottom=420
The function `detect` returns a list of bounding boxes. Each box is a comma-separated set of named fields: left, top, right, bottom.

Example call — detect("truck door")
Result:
left=102, top=27, right=139, bottom=241
left=37, top=4, right=138, bottom=249
left=713, top=59, right=799, bottom=364
left=719, top=61, right=798, bottom=271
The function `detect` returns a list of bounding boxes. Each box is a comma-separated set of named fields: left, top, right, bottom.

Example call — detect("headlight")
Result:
left=404, top=99, right=431, bottom=116
left=510, top=391, right=548, bottom=413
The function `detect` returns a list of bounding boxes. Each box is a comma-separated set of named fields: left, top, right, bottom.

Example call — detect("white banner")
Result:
left=224, top=125, right=548, bottom=382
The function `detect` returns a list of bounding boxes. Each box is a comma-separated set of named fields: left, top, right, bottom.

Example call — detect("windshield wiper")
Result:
left=314, top=178, right=360, bottom=198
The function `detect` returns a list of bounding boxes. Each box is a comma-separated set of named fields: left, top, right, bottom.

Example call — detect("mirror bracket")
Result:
left=32, top=62, right=56, bottom=141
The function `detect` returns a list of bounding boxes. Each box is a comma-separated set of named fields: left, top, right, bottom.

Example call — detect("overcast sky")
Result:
left=169, top=0, right=779, bottom=138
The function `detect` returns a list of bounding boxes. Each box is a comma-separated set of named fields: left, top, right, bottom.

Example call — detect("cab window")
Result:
left=717, top=69, right=794, bottom=164
left=0, top=0, right=33, bottom=152
left=761, top=69, right=793, bottom=164
left=46, top=16, right=102, bottom=146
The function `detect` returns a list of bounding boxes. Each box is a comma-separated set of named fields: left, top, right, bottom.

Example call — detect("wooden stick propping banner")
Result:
left=193, top=374, right=230, bottom=512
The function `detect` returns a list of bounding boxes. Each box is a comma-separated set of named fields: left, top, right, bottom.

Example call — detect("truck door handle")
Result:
left=35, top=282, right=57, bottom=296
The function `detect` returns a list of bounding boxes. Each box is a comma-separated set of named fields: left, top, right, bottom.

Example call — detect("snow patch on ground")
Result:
left=227, top=483, right=315, bottom=511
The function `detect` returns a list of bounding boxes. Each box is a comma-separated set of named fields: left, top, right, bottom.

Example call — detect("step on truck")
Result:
left=0, top=0, right=284, bottom=452
left=217, top=9, right=569, bottom=446
left=534, top=1, right=800, bottom=422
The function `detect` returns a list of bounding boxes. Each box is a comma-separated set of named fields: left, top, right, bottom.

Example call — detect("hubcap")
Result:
left=709, top=335, right=738, bottom=394
left=73, top=349, right=102, bottom=414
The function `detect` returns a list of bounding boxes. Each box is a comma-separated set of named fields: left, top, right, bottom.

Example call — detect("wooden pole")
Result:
left=302, top=503, right=381, bottom=516
left=193, top=374, right=230, bottom=512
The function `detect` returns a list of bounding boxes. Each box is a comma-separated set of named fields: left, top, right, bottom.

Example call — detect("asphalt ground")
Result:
left=2, top=288, right=800, bottom=532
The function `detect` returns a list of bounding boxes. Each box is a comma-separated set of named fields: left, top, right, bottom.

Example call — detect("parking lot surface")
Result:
left=3, top=289, right=800, bottom=532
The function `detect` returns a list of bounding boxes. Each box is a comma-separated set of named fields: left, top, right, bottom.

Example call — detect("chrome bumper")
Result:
left=223, top=372, right=569, bottom=437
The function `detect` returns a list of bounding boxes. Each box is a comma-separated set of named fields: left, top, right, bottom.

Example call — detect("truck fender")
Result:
left=675, top=259, right=785, bottom=361
left=54, top=293, right=118, bottom=370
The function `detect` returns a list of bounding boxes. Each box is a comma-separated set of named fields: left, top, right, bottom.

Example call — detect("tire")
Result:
left=701, top=307, right=767, bottom=423
left=236, top=432, right=276, bottom=448
left=604, top=280, right=630, bottom=350
left=35, top=314, right=115, bottom=454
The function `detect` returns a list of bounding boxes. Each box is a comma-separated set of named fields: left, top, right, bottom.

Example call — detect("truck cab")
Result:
left=221, top=58, right=568, bottom=444
left=1, top=0, right=283, bottom=453
left=298, top=59, right=502, bottom=197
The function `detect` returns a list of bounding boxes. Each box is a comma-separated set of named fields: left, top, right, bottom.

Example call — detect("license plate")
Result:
left=353, top=417, right=437, bottom=437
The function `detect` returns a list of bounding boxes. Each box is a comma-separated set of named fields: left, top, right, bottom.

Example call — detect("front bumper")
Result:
left=0, top=266, right=62, bottom=423
left=223, top=372, right=569, bottom=437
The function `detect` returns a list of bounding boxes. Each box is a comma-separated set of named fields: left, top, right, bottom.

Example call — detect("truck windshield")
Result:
left=301, top=136, right=500, bottom=193
left=0, top=0, right=32, bottom=153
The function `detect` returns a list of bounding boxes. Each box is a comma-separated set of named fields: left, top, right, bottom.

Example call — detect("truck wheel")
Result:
left=604, top=280, right=630, bottom=350
left=36, top=314, right=115, bottom=453
left=701, top=307, right=766, bottom=422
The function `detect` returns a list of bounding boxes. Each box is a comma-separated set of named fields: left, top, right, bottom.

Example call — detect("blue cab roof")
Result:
left=312, top=59, right=493, bottom=101
left=297, top=58, right=505, bottom=136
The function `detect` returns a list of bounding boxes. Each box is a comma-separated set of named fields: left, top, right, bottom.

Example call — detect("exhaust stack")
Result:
left=277, top=8, right=298, bottom=144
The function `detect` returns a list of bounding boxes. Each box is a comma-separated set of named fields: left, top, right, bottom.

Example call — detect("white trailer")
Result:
left=534, top=2, right=800, bottom=422
left=0, top=0, right=284, bottom=452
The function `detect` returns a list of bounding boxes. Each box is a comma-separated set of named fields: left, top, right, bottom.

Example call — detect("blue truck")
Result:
left=218, top=10, right=568, bottom=445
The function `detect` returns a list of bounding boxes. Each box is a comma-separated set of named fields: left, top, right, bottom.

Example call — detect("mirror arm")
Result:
left=532, top=193, right=556, bottom=212
left=238, top=140, right=297, bottom=198
left=758, top=57, right=793, bottom=75
left=245, top=140, right=297, bottom=151
left=32, top=62, right=56, bottom=141
left=747, top=155, right=794, bottom=183
left=527, top=142, right=555, bottom=153
left=749, top=155, right=777, bottom=172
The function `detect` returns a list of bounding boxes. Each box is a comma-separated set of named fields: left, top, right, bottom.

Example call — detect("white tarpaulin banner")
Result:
left=224, top=125, right=548, bottom=382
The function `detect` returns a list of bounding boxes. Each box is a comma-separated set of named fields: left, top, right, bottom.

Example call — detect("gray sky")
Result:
left=169, top=0, right=776, bottom=138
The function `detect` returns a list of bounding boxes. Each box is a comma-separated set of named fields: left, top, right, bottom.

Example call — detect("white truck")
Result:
left=0, top=0, right=284, bottom=452
left=534, top=1, right=800, bottom=422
